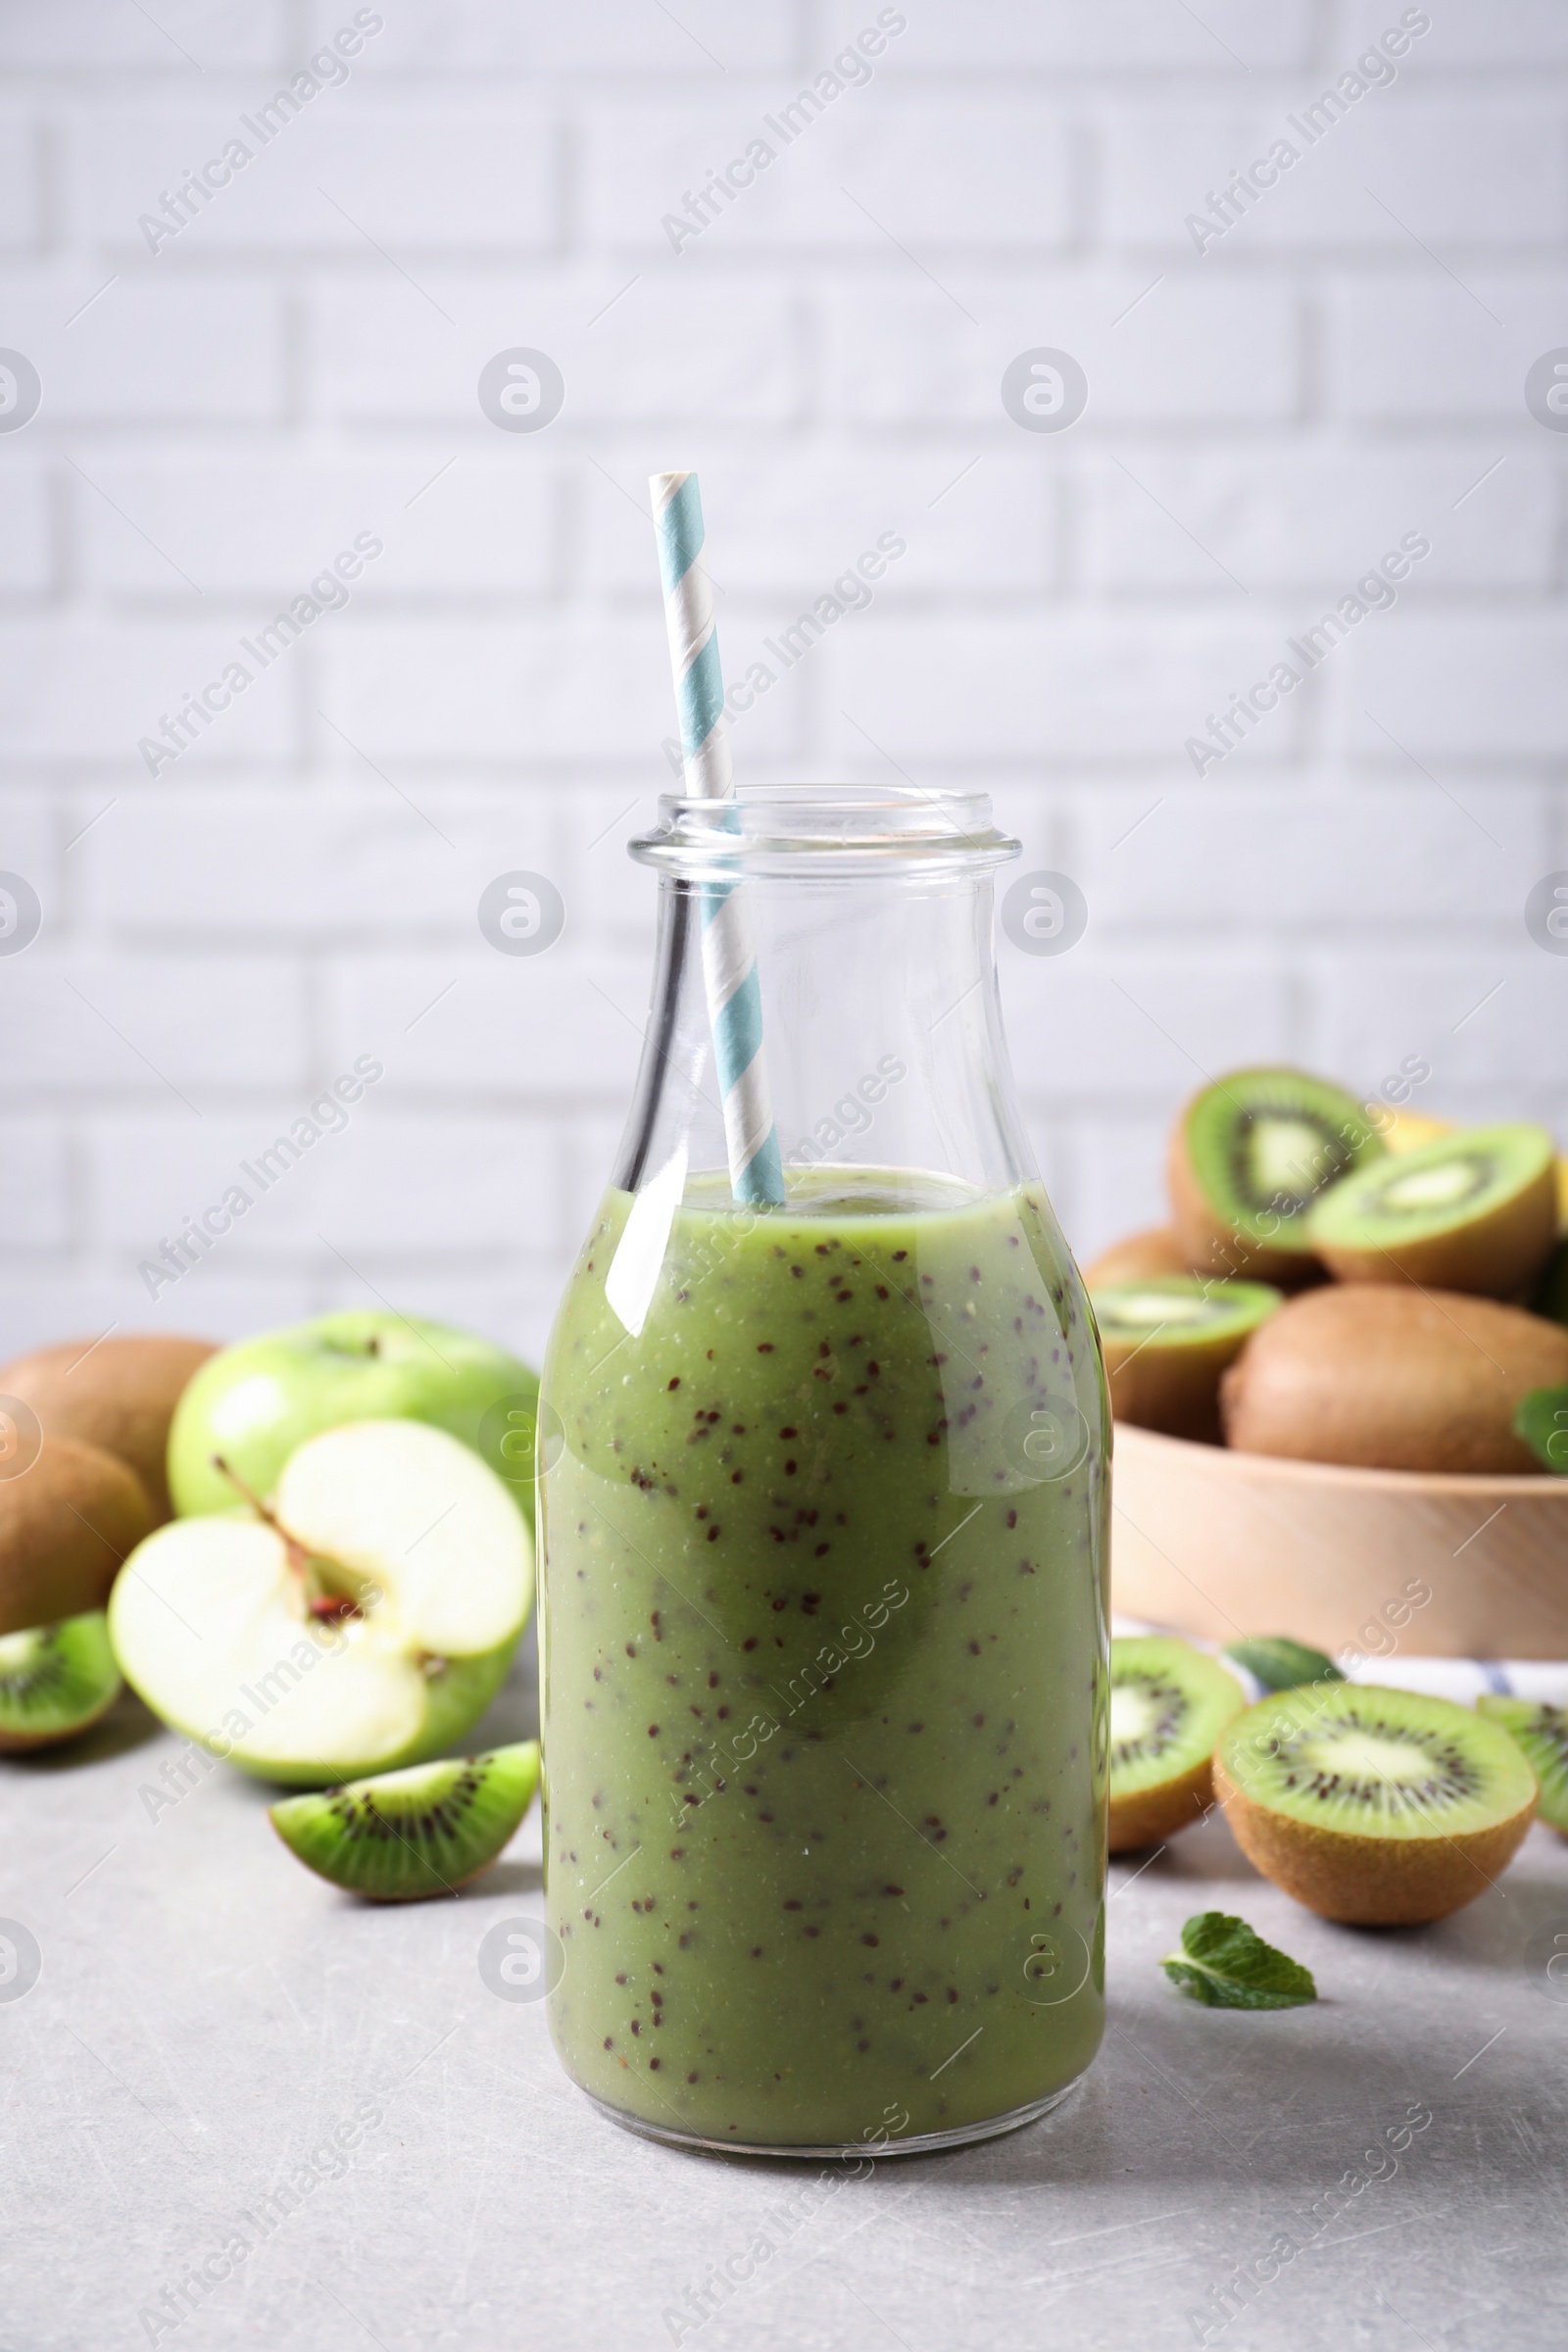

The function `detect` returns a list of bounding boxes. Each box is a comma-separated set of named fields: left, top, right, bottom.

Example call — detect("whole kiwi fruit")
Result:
left=0, top=1333, right=216, bottom=1523
left=0, top=1439, right=156, bottom=1637
left=1219, top=1284, right=1568, bottom=1475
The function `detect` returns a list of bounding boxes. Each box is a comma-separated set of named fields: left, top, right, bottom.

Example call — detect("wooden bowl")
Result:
left=1110, top=1421, right=1568, bottom=1660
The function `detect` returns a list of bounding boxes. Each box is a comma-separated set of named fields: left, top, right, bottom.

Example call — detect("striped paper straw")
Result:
left=650, top=470, right=785, bottom=1207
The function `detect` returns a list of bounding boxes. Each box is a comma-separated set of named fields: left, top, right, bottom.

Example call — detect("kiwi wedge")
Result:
left=1107, top=1636, right=1248, bottom=1852
left=1475, top=1697, right=1568, bottom=1837
left=0, top=1612, right=121, bottom=1752
left=1081, top=1227, right=1190, bottom=1289
left=1092, top=1276, right=1281, bottom=1443
left=1220, top=1283, right=1568, bottom=1474
left=270, top=1740, right=540, bottom=1901
left=1214, top=1684, right=1537, bottom=1924
left=1167, top=1068, right=1384, bottom=1285
left=1306, top=1122, right=1556, bottom=1298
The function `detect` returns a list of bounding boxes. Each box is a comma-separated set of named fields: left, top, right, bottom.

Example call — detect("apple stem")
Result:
left=211, top=1451, right=284, bottom=1530
left=210, top=1452, right=359, bottom=1619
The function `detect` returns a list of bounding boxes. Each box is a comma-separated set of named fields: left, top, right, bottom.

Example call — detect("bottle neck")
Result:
left=612, top=865, right=1035, bottom=1207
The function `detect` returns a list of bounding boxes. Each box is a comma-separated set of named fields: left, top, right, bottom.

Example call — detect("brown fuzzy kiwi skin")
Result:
left=1102, top=1325, right=1250, bottom=1446
left=1082, top=1228, right=1190, bottom=1289
left=1211, top=1752, right=1535, bottom=1924
left=1312, top=1156, right=1556, bottom=1300
left=0, top=1335, right=216, bottom=1524
left=1166, top=1120, right=1324, bottom=1290
left=1108, top=1756, right=1216, bottom=1852
left=1219, top=1284, right=1568, bottom=1475
left=0, top=1441, right=155, bottom=1639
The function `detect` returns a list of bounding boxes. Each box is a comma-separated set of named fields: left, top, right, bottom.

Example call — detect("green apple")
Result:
left=168, top=1310, right=541, bottom=1531
left=111, top=1418, right=533, bottom=1786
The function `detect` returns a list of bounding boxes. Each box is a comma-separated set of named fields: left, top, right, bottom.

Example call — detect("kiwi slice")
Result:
left=1107, top=1636, right=1248, bottom=1852
left=1476, top=1697, right=1568, bottom=1837
left=1214, top=1684, right=1537, bottom=1924
left=1092, top=1276, right=1281, bottom=1444
left=1167, top=1068, right=1384, bottom=1285
left=0, top=1612, right=121, bottom=1751
left=1307, top=1122, right=1556, bottom=1298
left=270, top=1740, right=540, bottom=1902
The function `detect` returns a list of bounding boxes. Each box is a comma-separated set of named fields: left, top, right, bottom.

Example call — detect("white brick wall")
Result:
left=2, top=0, right=1565, bottom=1368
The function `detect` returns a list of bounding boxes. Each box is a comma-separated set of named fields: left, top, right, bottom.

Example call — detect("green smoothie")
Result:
left=537, top=1169, right=1108, bottom=2150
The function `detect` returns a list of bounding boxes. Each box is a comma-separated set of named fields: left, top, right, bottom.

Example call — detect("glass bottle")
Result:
left=537, top=785, right=1108, bottom=2156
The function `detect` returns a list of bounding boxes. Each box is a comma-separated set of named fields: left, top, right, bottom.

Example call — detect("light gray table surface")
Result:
left=6, top=1633, right=1566, bottom=2352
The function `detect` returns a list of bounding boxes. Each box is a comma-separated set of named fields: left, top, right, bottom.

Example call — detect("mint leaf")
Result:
left=1513, top=1384, right=1568, bottom=1477
left=1222, top=1635, right=1344, bottom=1691
left=1161, top=1911, right=1317, bottom=2010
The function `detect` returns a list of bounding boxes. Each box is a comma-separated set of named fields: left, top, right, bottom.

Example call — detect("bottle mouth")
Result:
left=630, top=784, right=1020, bottom=878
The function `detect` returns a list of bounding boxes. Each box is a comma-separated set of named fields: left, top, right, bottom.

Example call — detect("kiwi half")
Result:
left=1214, top=1684, right=1537, bottom=1924
left=1092, top=1276, right=1281, bottom=1443
left=1306, top=1122, right=1556, bottom=1298
left=1476, top=1697, right=1568, bottom=1837
left=1167, top=1068, right=1384, bottom=1285
left=270, top=1740, right=540, bottom=1901
left=1107, top=1636, right=1247, bottom=1852
left=0, top=1612, right=122, bottom=1751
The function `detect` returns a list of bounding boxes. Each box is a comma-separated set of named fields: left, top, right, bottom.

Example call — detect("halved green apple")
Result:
left=109, top=1419, right=533, bottom=1786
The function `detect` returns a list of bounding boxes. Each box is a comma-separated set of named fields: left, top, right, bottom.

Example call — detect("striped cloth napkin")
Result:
left=1112, top=1615, right=1568, bottom=1707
